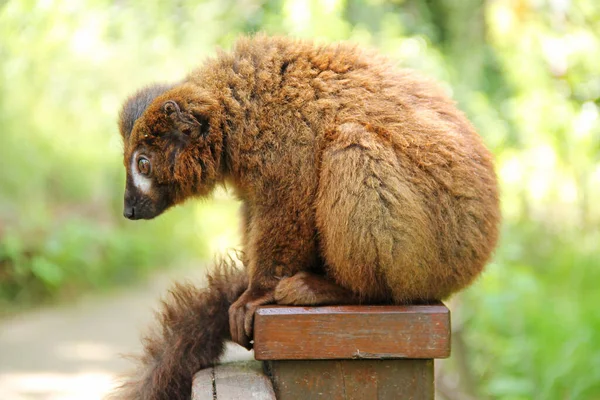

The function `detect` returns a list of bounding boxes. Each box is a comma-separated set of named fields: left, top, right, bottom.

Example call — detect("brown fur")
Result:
left=108, top=258, right=248, bottom=400
left=112, top=35, right=500, bottom=399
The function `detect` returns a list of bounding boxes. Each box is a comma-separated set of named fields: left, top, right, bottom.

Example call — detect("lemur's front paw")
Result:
left=228, top=287, right=274, bottom=349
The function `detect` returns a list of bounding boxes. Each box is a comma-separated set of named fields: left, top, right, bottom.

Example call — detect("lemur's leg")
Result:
left=228, top=198, right=319, bottom=348
left=315, top=123, right=438, bottom=304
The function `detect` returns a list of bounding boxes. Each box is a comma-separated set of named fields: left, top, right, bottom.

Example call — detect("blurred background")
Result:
left=0, top=0, right=598, bottom=399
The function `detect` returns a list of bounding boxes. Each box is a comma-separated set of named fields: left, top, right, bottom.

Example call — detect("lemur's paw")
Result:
left=228, top=287, right=274, bottom=349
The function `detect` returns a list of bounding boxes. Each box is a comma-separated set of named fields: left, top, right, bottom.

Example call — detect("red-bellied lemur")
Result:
left=111, top=35, right=500, bottom=400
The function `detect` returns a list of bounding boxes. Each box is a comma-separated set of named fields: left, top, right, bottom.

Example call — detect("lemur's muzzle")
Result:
left=123, top=181, right=169, bottom=220
left=123, top=205, right=136, bottom=219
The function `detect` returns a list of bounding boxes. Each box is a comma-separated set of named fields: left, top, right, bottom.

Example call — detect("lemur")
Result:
left=110, top=35, right=500, bottom=400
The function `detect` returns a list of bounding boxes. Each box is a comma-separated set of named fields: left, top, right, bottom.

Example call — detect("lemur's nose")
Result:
left=124, top=206, right=135, bottom=219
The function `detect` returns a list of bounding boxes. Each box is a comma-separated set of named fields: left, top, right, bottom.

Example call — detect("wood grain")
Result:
left=191, top=368, right=214, bottom=400
left=191, top=361, right=276, bottom=400
left=254, top=304, right=450, bottom=360
left=266, top=359, right=434, bottom=400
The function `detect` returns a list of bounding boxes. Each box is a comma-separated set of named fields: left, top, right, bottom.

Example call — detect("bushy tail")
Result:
left=108, top=257, right=248, bottom=400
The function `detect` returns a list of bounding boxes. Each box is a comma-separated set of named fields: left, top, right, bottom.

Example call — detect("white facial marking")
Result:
left=131, top=151, right=152, bottom=194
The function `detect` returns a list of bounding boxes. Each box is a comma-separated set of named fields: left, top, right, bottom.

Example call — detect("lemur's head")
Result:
left=119, top=83, right=223, bottom=220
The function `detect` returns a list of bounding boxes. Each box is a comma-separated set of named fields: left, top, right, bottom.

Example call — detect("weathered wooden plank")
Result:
left=254, top=304, right=450, bottom=360
left=214, top=361, right=276, bottom=400
left=341, top=359, right=434, bottom=399
left=266, top=360, right=346, bottom=400
left=192, top=361, right=276, bottom=400
left=191, top=367, right=215, bottom=400
left=266, top=359, right=434, bottom=400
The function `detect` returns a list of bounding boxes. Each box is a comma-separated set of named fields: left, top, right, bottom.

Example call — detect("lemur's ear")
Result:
left=162, top=100, right=209, bottom=139
left=162, top=100, right=180, bottom=115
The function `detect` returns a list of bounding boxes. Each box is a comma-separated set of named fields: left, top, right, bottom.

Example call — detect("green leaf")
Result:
left=30, top=257, right=64, bottom=288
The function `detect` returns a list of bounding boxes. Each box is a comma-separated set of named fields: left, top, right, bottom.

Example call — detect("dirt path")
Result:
left=0, top=266, right=252, bottom=400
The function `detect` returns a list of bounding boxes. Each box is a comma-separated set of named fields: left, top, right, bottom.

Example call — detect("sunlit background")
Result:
left=0, top=0, right=599, bottom=399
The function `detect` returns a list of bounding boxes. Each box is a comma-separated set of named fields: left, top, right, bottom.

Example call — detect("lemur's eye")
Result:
left=138, top=157, right=151, bottom=176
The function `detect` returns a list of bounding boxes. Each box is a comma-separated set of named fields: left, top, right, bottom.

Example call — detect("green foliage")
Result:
left=0, top=0, right=598, bottom=398
left=0, top=0, right=248, bottom=310
left=460, top=226, right=600, bottom=399
left=0, top=202, right=214, bottom=310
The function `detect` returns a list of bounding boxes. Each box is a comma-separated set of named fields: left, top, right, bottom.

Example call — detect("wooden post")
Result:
left=254, top=304, right=450, bottom=400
